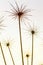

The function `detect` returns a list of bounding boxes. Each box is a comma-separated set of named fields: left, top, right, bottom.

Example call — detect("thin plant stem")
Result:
left=31, top=34, right=34, bottom=65
left=6, top=1, right=31, bottom=65
left=26, top=54, right=29, bottom=65
left=7, top=46, right=15, bottom=65
left=0, top=43, right=7, bottom=65
left=19, top=17, right=24, bottom=65
left=27, top=57, right=29, bottom=65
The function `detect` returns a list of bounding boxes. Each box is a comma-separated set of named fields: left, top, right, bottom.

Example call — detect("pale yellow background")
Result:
left=0, top=0, right=43, bottom=65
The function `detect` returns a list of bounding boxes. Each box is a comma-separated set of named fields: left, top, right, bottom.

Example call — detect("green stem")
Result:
left=8, top=46, right=15, bottom=65
left=19, top=17, right=24, bottom=65
left=0, top=43, right=7, bottom=65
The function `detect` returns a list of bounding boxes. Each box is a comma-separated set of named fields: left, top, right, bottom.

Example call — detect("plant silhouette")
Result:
left=7, top=1, right=31, bottom=65
left=0, top=16, right=6, bottom=65
left=26, top=54, right=30, bottom=65
left=6, top=42, right=15, bottom=65
left=29, top=24, right=38, bottom=65
left=0, top=43, right=7, bottom=65
left=24, top=23, right=38, bottom=65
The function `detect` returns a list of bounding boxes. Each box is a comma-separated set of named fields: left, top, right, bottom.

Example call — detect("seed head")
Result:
left=24, top=22, right=38, bottom=36
left=7, top=1, right=32, bottom=21
left=6, top=42, right=10, bottom=47
left=26, top=54, right=30, bottom=57
left=31, top=30, right=35, bottom=35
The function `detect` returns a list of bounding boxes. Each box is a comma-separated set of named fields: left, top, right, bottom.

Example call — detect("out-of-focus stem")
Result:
left=31, top=34, right=34, bottom=65
left=27, top=57, right=29, bottom=65
left=26, top=54, right=29, bottom=65
left=19, top=17, right=24, bottom=65
left=0, top=43, right=7, bottom=65
left=7, top=46, right=15, bottom=65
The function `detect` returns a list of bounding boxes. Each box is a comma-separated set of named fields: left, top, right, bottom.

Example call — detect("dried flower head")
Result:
left=6, top=42, right=10, bottom=47
left=30, top=29, right=36, bottom=35
left=26, top=54, right=30, bottom=57
left=30, top=26, right=38, bottom=35
left=4, top=38, right=14, bottom=47
left=7, top=1, right=32, bottom=21
left=24, top=22, right=38, bottom=36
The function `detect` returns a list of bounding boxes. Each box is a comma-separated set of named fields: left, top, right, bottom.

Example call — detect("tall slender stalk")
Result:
left=31, top=30, right=35, bottom=65
left=26, top=54, right=30, bottom=65
left=19, top=17, right=24, bottom=65
left=31, top=34, right=34, bottom=65
left=0, top=43, right=7, bottom=65
left=27, top=57, right=29, bottom=65
left=6, top=43, right=15, bottom=65
left=7, top=1, right=32, bottom=65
